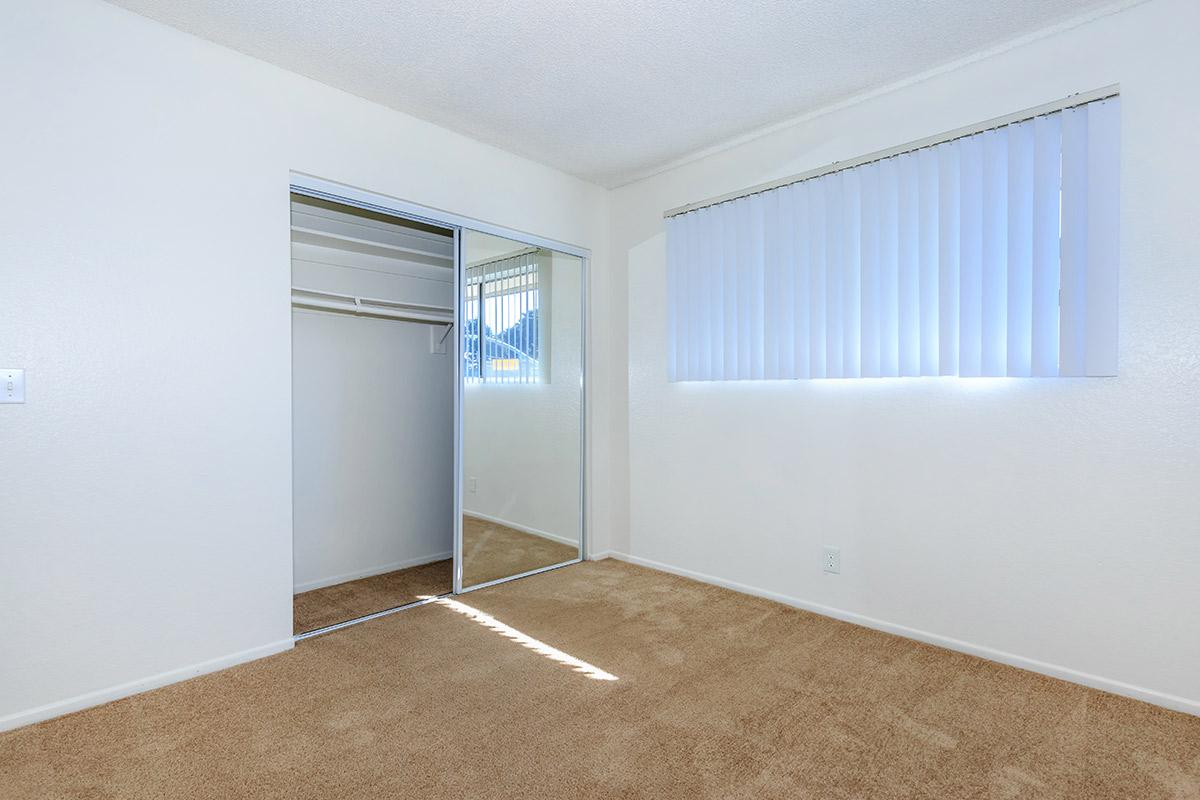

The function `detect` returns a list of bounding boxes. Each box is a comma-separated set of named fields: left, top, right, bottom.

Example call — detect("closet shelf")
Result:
left=291, top=287, right=454, bottom=325
left=291, top=226, right=454, bottom=265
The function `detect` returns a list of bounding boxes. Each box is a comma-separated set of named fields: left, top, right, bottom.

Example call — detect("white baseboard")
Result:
left=293, top=550, right=452, bottom=594
left=0, top=638, right=295, bottom=733
left=463, top=511, right=579, bottom=548
left=587, top=549, right=615, bottom=561
left=606, top=551, right=1200, bottom=718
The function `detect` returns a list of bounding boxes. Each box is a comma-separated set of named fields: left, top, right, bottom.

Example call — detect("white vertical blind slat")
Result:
left=778, top=185, right=797, bottom=377
left=704, top=206, right=719, bottom=380
left=878, top=158, right=900, bottom=377
left=981, top=128, right=1009, bottom=377
left=687, top=210, right=702, bottom=379
left=1060, top=106, right=1089, bottom=377
left=720, top=204, right=737, bottom=379
left=897, top=153, right=921, bottom=376
left=763, top=189, right=781, bottom=379
left=1085, top=97, right=1121, bottom=376
left=749, top=193, right=767, bottom=380
left=735, top=198, right=752, bottom=379
left=683, top=211, right=696, bottom=379
left=917, top=147, right=940, bottom=376
left=958, top=134, right=984, bottom=378
left=809, top=178, right=828, bottom=378
left=1006, top=119, right=1035, bottom=377
left=666, top=214, right=680, bottom=380
left=842, top=169, right=862, bottom=379
left=937, top=140, right=961, bottom=376
left=859, top=162, right=881, bottom=378
left=691, top=208, right=706, bottom=379
left=1031, top=112, right=1062, bottom=377
left=826, top=173, right=845, bottom=378
left=687, top=206, right=702, bottom=379
left=794, top=181, right=812, bottom=378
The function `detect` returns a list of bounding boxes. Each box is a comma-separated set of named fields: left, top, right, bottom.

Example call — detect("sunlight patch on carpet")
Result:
left=425, top=596, right=619, bottom=681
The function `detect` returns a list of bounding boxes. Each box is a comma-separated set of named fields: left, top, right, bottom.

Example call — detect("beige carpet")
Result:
left=4, top=560, right=1197, bottom=799
left=293, top=519, right=578, bottom=634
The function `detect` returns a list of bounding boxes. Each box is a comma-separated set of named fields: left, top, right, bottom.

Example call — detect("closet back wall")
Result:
left=293, top=312, right=452, bottom=591
left=611, top=0, right=1200, bottom=713
left=0, top=0, right=609, bottom=731
left=291, top=201, right=455, bottom=593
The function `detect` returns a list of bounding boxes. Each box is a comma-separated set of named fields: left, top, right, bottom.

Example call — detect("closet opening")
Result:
left=289, top=177, right=589, bottom=640
left=290, top=194, right=457, bottom=636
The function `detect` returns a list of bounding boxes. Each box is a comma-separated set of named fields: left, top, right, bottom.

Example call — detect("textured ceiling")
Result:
left=108, top=0, right=1117, bottom=187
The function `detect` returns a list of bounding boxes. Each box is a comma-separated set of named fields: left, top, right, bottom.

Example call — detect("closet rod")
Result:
left=291, top=287, right=454, bottom=325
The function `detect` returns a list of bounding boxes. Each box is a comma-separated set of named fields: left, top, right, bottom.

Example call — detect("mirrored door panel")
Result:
left=459, top=230, right=584, bottom=590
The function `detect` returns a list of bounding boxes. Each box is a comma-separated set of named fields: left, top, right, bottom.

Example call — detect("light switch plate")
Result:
left=2, top=369, right=25, bottom=403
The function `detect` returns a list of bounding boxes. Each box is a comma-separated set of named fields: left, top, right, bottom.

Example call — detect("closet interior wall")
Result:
left=290, top=196, right=455, bottom=627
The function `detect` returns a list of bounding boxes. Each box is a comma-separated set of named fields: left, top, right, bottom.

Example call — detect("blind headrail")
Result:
left=663, top=84, right=1119, bottom=219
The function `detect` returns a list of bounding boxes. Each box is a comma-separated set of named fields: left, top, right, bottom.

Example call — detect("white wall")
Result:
left=0, top=0, right=609, bottom=730
left=612, top=0, right=1200, bottom=713
left=463, top=250, right=584, bottom=545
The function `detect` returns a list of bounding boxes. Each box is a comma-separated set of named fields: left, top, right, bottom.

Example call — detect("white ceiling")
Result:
left=109, top=0, right=1116, bottom=187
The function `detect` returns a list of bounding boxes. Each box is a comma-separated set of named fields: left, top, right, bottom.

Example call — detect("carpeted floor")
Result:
left=5, top=560, right=1198, bottom=799
left=293, top=518, right=579, bottom=634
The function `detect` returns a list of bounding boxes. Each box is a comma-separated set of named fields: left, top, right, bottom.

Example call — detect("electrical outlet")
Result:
left=823, top=546, right=841, bottom=574
left=468, top=477, right=477, bottom=494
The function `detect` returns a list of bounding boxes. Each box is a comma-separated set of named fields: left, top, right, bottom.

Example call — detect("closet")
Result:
left=290, top=195, right=456, bottom=635
left=288, top=180, right=588, bottom=639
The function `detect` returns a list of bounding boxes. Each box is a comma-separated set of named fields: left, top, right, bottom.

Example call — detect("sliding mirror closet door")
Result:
left=291, top=195, right=456, bottom=635
left=459, top=230, right=584, bottom=590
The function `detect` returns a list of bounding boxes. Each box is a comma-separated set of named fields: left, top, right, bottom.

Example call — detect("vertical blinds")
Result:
left=666, top=95, right=1120, bottom=380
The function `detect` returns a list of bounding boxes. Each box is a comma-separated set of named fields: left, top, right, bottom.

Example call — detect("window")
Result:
left=665, top=94, right=1120, bottom=380
left=464, top=249, right=548, bottom=384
